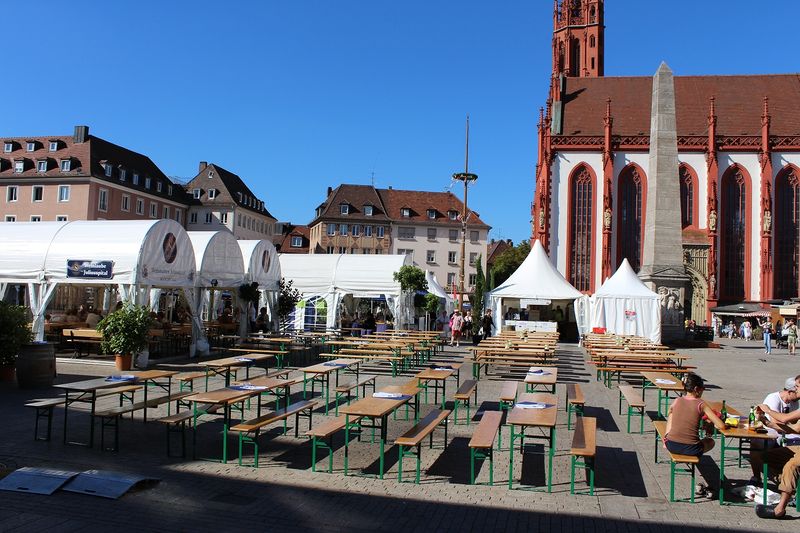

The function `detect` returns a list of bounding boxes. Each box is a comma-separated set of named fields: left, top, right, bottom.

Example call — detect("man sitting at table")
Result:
left=752, top=376, right=800, bottom=519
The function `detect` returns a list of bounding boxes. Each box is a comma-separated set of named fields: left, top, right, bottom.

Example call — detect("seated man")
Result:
left=752, top=376, right=800, bottom=519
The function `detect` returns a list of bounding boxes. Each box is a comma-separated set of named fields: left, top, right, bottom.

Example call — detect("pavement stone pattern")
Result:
left=1, top=337, right=798, bottom=532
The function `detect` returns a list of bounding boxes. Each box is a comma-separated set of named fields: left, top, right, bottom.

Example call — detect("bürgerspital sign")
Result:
left=67, top=260, right=114, bottom=279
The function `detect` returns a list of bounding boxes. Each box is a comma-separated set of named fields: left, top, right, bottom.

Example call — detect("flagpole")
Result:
left=452, top=115, right=478, bottom=311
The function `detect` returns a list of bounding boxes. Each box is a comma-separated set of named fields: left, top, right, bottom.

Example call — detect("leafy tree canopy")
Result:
left=489, top=240, right=530, bottom=289
left=393, top=265, right=428, bottom=292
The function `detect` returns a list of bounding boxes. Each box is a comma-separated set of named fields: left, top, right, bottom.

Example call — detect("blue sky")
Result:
left=7, top=1, right=800, bottom=243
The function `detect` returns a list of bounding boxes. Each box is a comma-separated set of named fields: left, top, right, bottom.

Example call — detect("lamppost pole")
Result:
left=452, top=115, right=477, bottom=311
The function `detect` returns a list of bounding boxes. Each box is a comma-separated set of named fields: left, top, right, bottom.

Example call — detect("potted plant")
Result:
left=0, top=302, right=33, bottom=382
left=97, top=303, right=153, bottom=371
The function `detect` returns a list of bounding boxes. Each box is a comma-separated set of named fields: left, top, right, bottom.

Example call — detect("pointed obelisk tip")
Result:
left=656, top=61, right=672, bottom=75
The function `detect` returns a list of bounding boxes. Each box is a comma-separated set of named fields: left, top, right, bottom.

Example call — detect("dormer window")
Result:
left=26, top=142, right=36, bottom=152
left=427, top=209, right=436, bottom=219
left=49, top=141, right=59, bottom=152
left=208, top=171, right=214, bottom=179
left=132, top=173, right=140, bottom=185
left=60, top=159, right=71, bottom=172
left=167, top=184, right=173, bottom=196
left=364, top=205, right=373, bottom=216
left=119, top=168, right=127, bottom=181
left=192, top=188, right=201, bottom=199
left=401, top=208, right=411, bottom=217
left=340, top=203, right=349, bottom=215
left=3, top=142, right=12, bottom=153
left=208, top=188, right=217, bottom=199
left=104, top=164, right=113, bottom=177
left=156, top=181, right=163, bottom=193
left=237, top=192, right=243, bottom=202
left=37, top=160, right=47, bottom=173
left=14, top=160, right=24, bottom=173
left=145, top=177, right=151, bottom=189
left=448, top=210, right=458, bottom=220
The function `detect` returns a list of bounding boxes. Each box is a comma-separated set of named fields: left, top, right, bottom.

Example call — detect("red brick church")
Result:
left=532, top=0, right=800, bottom=321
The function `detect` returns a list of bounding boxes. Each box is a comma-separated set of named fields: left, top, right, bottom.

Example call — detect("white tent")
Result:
left=279, top=254, right=412, bottom=330
left=589, top=258, right=661, bottom=343
left=238, top=239, right=281, bottom=331
left=486, top=240, right=584, bottom=335
left=0, top=220, right=197, bottom=341
left=425, top=270, right=455, bottom=313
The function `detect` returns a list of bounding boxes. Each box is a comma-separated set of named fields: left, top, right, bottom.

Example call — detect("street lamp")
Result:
left=452, top=115, right=477, bottom=311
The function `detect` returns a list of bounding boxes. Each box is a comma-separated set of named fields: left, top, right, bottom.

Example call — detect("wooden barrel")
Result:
left=16, top=343, right=56, bottom=388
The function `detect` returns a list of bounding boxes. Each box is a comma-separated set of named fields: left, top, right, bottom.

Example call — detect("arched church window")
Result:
left=570, top=38, right=581, bottom=77
left=569, top=165, right=594, bottom=292
left=721, top=168, right=748, bottom=300
left=616, top=166, right=645, bottom=271
left=679, top=165, right=695, bottom=228
left=775, top=167, right=800, bottom=298
left=589, top=35, right=596, bottom=48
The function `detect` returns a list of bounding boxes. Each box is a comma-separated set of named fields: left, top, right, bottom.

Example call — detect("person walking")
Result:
left=760, top=318, right=774, bottom=355
left=450, top=311, right=464, bottom=347
left=481, top=309, right=494, bottom=341
left=786, top=319, right=798, bottom=355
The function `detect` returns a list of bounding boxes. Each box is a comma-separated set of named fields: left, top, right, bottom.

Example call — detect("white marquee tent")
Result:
left=279, top=254, right=412, bottom=330
left=486, top=240, right=585, bottom=335
left=588, top=258, right=661, bottom=343
left=0, top=220, right=197, bottom=341
left=238, top=239, right=281, bottom=331
left=425, top=270, right=455, bottom=314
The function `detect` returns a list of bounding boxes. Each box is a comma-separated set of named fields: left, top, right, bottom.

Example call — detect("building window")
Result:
left=26, top=142, right=35, bottom=152
left=5, top=215, right=16, bottom=222
left=56, top=215, right=68, bottom=222
left=721, top=167, right=749, bottom=300
left=448, top=210, right=458, bottom=220
left=398, top=249, right=413, bottom=258
left=163, top=206, right=169, bottom=218
left=427, top=228, right=437, bottom=240
left=97, top=189, right=108, bottom=211
left=32, top=186, right=44, bottom=202
left=448, top=251, right=457, bottom=264
left=364, top=225, right=373, bottom=237
left=60, top=159, right=71, bottom=172
left=340, top=224, right=349, bottom=236
left=121, top=194, right=130, bottom=212
left=149, top=203, right=158, bottom=218
left=340, top=204, right=349, bottom=215
left=426, top=250, right=436, bottom=263
left=208, top=188, right=216, bottom=199
left=362, top=248, right=371, bottom=254
left=220, top=212, right=228, bottom=224
left=204, top=212, right=212, bottom=224
left=469, top=273, right=477, bottom=286
left=133, top=173, right=140, bottom=185
left=49, top=141, right=58, bottom=151
left=6, top=186, right=18, bottom=202
left=156, top=181, right=163, bottom=193
left=470, top=252, right=477, bottom=265
left=326, top=245, right=335, bottom=253
left=190, top=212, right=198, bottom=224
left=568, top=165, right=594, bottom=292
left=449, top=229, right=458, bottom=241
left=30, top=215, right=41, bottom=222
left=193, top=188, right=201, bottom=199
left=427, top=209, right=436, bottom=219
left=291, top=236, right=303, bottom=247
left=338, top=246, right=346, bottom=253
left=775, top=167, right=800, bottom=298
left=352, top=224, right=361, bottom=237
left=470, top=230, right=479, bottom=242
left=398, top=227, right=415, bottom=239
left=375, top=248, right=382, bottom=254
left=145, top=177, right=151, bottom=189
left=136, top=198, right=145, bottom=215
left=119, top=169, right=127, bottom=181
left=104, top=164, right=113, bottom=177
left=401, top=208, right=411, bottom=217
left=364, top=205, right=373, bottom=216
left=327, top=223, right=336, bottom=236
left=37, top=160, right=47, bottom=172
left=617, top=165, right=644, bottom=271
left=447, top=272, right=456, bottom=286
left=167, top=184, right=173, bottom=196
left=680, top=165, right=695, bottom=229
left=3, top=142, right=12, bottom=153
left=58, top=185, right=70, bottom=202
left=14, top=160, right=24, bottom=173
left=377, top=226, right=385, bottom=238
left=175, top=210, right=182, bottom=224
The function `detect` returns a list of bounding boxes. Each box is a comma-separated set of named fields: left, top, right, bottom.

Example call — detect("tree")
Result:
left=489, top=240, right=530, bottom=289
left=423, top=293, right=440, bottom=325
left=469, top=254, right=485, bottom=335
left=393, top=265, right=428, bottom=292
left=277, top=278, right=302, bottom=321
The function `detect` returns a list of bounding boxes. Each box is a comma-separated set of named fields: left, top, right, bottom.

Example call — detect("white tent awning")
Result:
left=238, top=239, right=281, bottom=291
left=0, top=222, right=69, bottom=283
left=487, top=240, right=582, bottom=300
left=188, top=230, right=245, bottom=288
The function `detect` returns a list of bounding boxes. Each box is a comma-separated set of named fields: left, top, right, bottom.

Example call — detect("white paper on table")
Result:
left=514, top=401, right=551, bottom=409
left=372, top=392, right=402, bottom=399
left=654, top=379, right=676, bottom=385
left=527, top=367, right=551, bottom=375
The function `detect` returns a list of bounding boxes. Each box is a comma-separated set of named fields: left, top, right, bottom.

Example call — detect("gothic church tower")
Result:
left=552, top=0, right=604, bottom=79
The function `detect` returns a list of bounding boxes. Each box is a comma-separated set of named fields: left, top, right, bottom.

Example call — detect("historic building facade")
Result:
left=532, top=0, right=800, bottom=320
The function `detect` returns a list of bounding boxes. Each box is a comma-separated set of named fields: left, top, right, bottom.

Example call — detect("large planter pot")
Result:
left=115, top=353, right=133, bottom=371
left=16, top=342, right=56, bottom=389
left=0, top=365, right=15, bottom=383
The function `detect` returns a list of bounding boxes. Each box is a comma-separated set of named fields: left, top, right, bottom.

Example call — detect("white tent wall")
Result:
left=425, top=270, right=455, bottom=314
left=238, top=240, right=281, bottom=334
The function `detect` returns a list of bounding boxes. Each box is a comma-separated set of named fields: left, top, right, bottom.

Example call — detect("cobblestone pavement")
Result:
left=1, top=337, right=798, bottom=532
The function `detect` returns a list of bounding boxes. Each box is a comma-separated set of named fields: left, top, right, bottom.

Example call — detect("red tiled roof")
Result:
left=560, top=74, right=800, bottom=137
left=275, top=224, right=310, bottom=253
left=487, top=239, right=513, bottom=264
left=377, top=188, right=490, bottom=229
left=311, top=184, right=390, bottom=224
left=195, top=163, right=275, bottom=218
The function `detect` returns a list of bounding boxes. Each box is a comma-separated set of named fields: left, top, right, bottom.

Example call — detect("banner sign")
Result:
left=520, top=299, right=551, bottom=307
left=67, top=260, right=113, bottom=279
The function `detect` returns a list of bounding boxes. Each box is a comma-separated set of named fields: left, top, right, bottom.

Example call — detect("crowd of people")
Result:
left=718, top=317, right=798, bottom=355
left=664, top=372, right=800, bottom=519
left=436, top=308, right=494, bottom=346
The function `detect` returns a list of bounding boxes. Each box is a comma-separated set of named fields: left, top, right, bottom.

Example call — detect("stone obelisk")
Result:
left=638, top=62, right=690, bottom=342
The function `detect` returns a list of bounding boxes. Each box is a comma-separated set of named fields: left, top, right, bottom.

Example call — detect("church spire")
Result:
left=552, top=0, right=604, bottom=78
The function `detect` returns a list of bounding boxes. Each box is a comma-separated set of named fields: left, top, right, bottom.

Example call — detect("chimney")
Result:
left=199, top=161, right=208, bottom=172
left=326, top=186, right=332, bottom=196
left=73, top=125, right=89, bottom=143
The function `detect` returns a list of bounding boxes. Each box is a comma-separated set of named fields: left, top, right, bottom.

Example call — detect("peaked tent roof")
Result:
left=594, top=259, right=659, bottom=299
left=425, top=270, right=453, bottom=302
left=488, top=240, right=582, bottom=300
